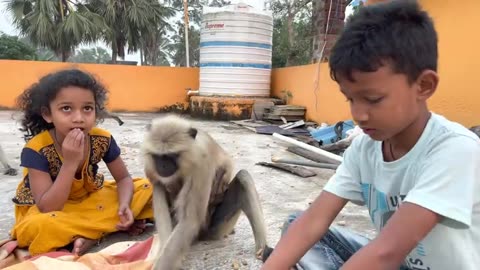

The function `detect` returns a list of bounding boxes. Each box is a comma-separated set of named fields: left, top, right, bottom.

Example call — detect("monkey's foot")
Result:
left=127, top=219, right=147, bottom=236
left=258, top=246, right=274, bottom=262
left=73, top=237, right=96, bottom=256
left=256, top=248, right=264, bottom=260
left=4, top=168, right=17, bottom=176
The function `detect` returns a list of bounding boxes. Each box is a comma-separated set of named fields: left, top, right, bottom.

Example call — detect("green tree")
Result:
left=138, top=6, right=175, bottom=66
left=141, top=31, right=174, bottom=66
left=164, top=0, right=231, bottom=67
left=86, top=0, right=173, bottom=64
left=169, top=23, right=200, bottom=67
left=19, top=36, right=59, bottom=61
left=0, top=34, right=37, bottom=60
left=6, top=0, right=105, bottom=62
left=271, top=0, right=313, bottom=67
left=70, top=47, right=111, bottom=64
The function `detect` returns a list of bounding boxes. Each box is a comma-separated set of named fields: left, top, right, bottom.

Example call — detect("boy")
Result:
left=261, top=1, right=480, bottom=269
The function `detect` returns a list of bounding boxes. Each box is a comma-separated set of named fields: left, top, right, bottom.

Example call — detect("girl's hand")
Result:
left=116, top=204, right=134, bottom=231
left=62, top=128, right=85, bottom=166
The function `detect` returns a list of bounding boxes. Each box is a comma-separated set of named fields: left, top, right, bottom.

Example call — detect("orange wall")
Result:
left=271, top=63, right=350, bottom=125
left=272, top=0, right=480, bottom=127
left=0, top=60, right=199, bottom=112
left=421, top=0, right=480, bottom=127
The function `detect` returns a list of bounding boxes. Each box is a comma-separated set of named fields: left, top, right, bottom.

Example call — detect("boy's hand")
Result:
left=62, top=128, right=85, bottom=167
left=116, top=204, right=134, bottom=231
left=262, top=191, right=347, bottom=270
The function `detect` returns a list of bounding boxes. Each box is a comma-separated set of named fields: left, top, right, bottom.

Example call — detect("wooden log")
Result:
left=256, top=162, right=317, bottom=178
left=271, top=156, right=339, bottom=170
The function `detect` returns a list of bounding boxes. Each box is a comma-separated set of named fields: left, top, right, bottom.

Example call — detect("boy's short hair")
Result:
left=329, top=0, right=438, bottom=83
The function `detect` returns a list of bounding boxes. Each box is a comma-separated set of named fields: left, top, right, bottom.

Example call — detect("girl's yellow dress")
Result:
left=10, top=127, right=153, bottom=255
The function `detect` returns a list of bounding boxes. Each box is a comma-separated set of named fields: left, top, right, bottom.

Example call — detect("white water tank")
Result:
left=199, top=3, right=273, bottom=97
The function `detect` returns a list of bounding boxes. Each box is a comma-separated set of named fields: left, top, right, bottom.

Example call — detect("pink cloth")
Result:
left=0, top=235, right=160, bottom=269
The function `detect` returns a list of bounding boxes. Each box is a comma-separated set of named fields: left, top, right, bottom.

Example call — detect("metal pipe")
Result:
left=183, top=0, right=190, bottom=67
left=187, top=90, right=199, bottom=96
left=272, top=132, right=343, bottom=164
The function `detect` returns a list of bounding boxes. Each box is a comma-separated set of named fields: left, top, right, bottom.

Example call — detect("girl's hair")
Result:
left=16, top=68, right=109, bottom=141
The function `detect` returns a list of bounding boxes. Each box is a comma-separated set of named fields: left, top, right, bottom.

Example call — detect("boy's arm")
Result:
left=341, top=202, right=440, bottom=270
left=261, top=191, right=348, bottom=270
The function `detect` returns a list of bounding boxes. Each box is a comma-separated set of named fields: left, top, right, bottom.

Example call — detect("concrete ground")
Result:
left=0, top=111, right=374, bottom=269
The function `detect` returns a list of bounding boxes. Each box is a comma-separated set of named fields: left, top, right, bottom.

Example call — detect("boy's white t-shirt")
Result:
left=324, top=113, right=480, bottom=270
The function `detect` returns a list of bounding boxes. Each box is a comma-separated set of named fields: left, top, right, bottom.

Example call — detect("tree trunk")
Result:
left=285, top=3, right=295, bottom=67
left=151, top=33, right=158, bottom=66
left=111, top=44, right=117, bottom=64
left=61, top=51, right=68, bottom=62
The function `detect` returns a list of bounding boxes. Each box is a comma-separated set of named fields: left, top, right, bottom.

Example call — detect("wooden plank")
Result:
left=256, top=162, right=317, bottom=178
left=271, top=156, right=338, bottom=170
left=287, top=146, right=336, bottom=164
left=282, top=120, right=305, bottom=130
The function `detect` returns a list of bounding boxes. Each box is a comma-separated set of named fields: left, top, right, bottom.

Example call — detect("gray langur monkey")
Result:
left=141, top=114, right=271, bottom=270
left=0, top=144, right=17, bottom=175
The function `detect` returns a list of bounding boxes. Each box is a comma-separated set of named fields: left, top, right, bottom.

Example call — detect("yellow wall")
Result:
left=421, top=0, right=480, bottom=127
left=0, top=60, right=199, bottom=112
left=272, top=0, right=480, bottom=127
left=271, top=63, right=350, bottom=125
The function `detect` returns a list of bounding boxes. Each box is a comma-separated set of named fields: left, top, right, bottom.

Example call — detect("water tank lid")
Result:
left=203, top=2, right=272, bottom=17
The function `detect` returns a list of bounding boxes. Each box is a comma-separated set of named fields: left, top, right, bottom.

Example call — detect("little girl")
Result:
left=9, top=68, right=153, bottom=256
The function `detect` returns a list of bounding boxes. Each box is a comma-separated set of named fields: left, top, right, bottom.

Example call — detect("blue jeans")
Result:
left=283, top=212, right=411, bottom=270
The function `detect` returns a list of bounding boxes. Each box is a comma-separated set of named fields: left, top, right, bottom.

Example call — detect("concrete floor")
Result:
left=0, top=111, right=374, bottom=269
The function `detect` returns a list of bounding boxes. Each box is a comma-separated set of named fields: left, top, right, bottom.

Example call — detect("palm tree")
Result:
left=86, top=0, right=174, bottom=64
left=71, top=47, right=111, bottom=64
left=141, top=25, right=174, bottom=66
left=169, top=22, right=200, bottom=67
left=6, top=0, right=105, bottom=62
left=138, top=3, right=175, bottom=66
left=163, top=0, right=231, bottom=67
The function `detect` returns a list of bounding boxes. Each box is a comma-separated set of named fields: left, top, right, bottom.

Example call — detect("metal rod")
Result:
left=183, top=0, right=190, bottom=67
left=272, top=132, right=343, bottom=164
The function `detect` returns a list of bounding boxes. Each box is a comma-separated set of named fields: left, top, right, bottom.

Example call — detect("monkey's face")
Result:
left=152, top=153, right=180, bottom=178
left=142, top=114, right=199, bottom=184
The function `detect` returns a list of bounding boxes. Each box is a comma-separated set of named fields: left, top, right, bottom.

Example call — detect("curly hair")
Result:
left=16, top=68, right=109, bottom=141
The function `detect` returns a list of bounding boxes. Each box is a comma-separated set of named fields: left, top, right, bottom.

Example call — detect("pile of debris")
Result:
left=232, top=102, right=363, bottom=178
left=263, top=105, right=306, bottom=122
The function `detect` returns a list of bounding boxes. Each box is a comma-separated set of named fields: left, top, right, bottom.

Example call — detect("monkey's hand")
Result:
left=116, top=204, right=134, bottom=231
